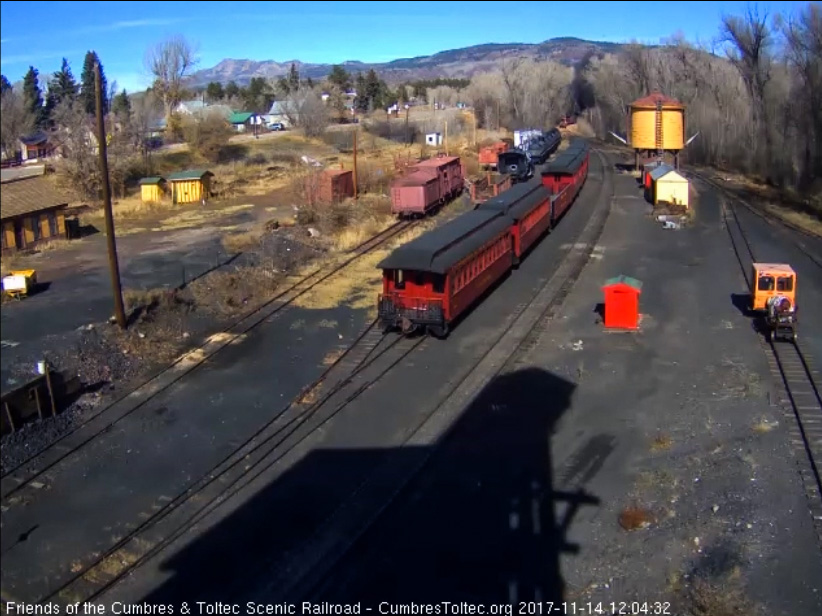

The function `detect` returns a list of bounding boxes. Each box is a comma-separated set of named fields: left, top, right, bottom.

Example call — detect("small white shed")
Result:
left=425, top=132, right=443, bottom=146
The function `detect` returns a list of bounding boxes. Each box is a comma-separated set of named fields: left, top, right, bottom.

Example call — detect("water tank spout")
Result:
left=608, top=131, right=629, bottom=145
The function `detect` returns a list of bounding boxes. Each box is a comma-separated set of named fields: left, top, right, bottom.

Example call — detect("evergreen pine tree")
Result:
left=80, top=51, right=108, bottom=116
left=287, top=63, right=300, bottom=92
left=52, top=58, right=79, bottom=104
left=112, top=89, right=131, bottom=119
left=22, top=66, right=46, bottom=128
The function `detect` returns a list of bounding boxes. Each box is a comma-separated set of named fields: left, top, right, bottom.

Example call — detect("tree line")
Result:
left=578, top=2, right=821, bottom=190
left=0, top=52, right=127, bottom=159
left=456, top=2, right=820, bottom=193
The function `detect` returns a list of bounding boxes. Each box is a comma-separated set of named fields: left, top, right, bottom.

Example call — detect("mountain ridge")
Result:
left=190, top=37, right=628, bottom=86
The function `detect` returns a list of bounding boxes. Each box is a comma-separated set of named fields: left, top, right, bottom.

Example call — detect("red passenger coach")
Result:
left=541, top=140, right=590, bottom=222
left=378, top=139, right=593, bottom=339
left=476, top=179, right=552, bottom=262
left=377, top=209, right=514, bottom=337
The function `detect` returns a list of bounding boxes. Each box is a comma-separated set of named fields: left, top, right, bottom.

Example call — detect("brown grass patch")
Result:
left=290, top=221, right=431, bottom=317
left=152, top=203, right=255, bottom=232
left=698, top=166, right=822, bottom=237
left=618, top=504, right=655, bottom=531
left=322, top=348, right=346, bottom=366
left=651, top=434, right=673, bottom=452
left=752, top=418, right=778, bottom=433
left=297, top=381, right=322, bottom=405
left=222, top=229, right=264, bottom=253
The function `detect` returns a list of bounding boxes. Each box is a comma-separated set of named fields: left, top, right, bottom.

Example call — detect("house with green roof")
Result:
left=139, top=176, right=167, bottom=203
left=228, top=112, right=260, bottom=133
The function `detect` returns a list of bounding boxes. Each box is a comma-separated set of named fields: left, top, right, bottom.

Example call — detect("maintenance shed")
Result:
left=139, top=176, right=166, bottom=203
left=651, top=166, right=689, bottom=208
left=166, top=169, right=213, bottom=205
left=1, top=170, right=69, bottom=253
left=378, top=209, right=512, bottom=274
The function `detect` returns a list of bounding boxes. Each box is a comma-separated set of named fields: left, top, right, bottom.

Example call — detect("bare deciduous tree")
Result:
left=51, top=100, right=102, bottom=200
left=426, top=85, right=460, bottom=108
left=466, top=58, right=574, bottom=130
left=721, top=6, right=776, bottom=179
left=778, top=3, right=822, bottom=187
left=181, top=110, right=234, bottom=163
left=130, top=90, right=163, bottom=168
left=0, top=88, right=34, bottom=159
left=145, top=35, right=198, bottom=126
left=283, top=86, right=329, bottom=137
left=575, top=1, right=820, bottom=192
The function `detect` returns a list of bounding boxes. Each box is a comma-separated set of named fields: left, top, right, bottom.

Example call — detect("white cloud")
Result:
left=1, top=50, right=84, bottom=66
left=73, top=18, right=184, bottom=35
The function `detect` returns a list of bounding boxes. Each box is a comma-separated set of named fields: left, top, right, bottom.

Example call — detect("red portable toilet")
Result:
left=643, top=161, right=664, bottom=189
left=602, top=275, right=643, bottom=330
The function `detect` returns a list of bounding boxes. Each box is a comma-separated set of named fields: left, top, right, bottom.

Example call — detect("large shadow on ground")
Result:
left=139, top=366, right=598, bottom=604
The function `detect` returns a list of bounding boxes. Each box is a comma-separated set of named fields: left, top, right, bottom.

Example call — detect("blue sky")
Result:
left=0, top=0, right=810, bottom=93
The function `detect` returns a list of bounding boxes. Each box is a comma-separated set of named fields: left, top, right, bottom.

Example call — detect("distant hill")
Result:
left=189, top=37, right=628, bottom=86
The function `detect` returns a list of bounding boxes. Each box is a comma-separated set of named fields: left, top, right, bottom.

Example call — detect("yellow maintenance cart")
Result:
left=2, top=269, right=38, bottom=300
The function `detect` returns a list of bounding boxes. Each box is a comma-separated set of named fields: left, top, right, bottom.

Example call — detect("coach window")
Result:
left=414, top=271, right=424, bottom=286
left=395, top=269, right=405, bottom=289
left=777, top=276, right=793, bottom=292
left=432, top=274, right=445, bottom=294
left=757, top=275, right=774, bottom=291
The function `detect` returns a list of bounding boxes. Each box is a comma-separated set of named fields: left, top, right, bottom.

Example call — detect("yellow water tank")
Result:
left=629, top=93, right=685, bottom=151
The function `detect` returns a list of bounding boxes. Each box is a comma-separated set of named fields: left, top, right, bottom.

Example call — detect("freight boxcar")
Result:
left=390, top=155, right=465, bottom=217
left=377, top=209, right=514, bottom=337
left=390, top=172, right=441, bottom=217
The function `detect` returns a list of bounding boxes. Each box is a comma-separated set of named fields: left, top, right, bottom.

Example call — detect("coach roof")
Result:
left=477, top=177, right=551, bottom=220
left=378, top=209, right=512, bottom=274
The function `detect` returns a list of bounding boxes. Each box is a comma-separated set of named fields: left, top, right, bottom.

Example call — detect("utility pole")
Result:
left=352, top=128, right=358, bottom=200
left=444, top=121, right=448, bottom=156
left=95, top=61, right=126, bottom=329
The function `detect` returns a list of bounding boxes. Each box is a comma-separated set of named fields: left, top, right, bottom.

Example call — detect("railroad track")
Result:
left=715, top=180, right=822, bottom=545
left=0, top=218, right=416, bottom=501
left=20, top=317, right=427, bottom=605
left=689, top=168, right=822, bottom=268
left=245, top=148, right=615, bottom=603
left=6, top=151, right=610, bottom=605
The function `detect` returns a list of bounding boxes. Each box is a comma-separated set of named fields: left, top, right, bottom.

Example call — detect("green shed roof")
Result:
left=139, top=176, right=165, bottom=185
left=603, top=275, right=643, bottom=291
left=166, top=169, right=213, bottom=181
left=229, top=112, right=254, bottom=124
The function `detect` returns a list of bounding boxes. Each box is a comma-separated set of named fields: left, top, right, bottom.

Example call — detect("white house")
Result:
left=266, top=101, right=295, bottom=127
left=175, top=100, right=232, bottom=119
left=425, top=132, right=443, bottom=146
